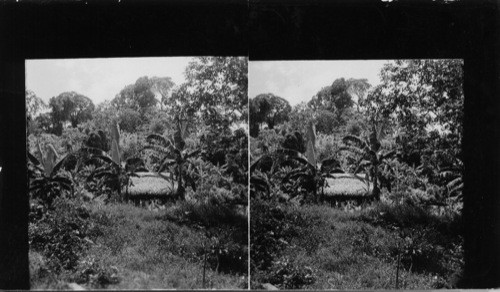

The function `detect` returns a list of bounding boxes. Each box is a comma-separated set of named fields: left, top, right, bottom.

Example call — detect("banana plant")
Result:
left=28, top=142, right=72, bottom=207
left=85, top=120, right=144, bottom=201
left=143, top=118, right=200, bottom=200
left=339, top=125, right=396, bottom=200
left=438, top=157, right=463, bottom=200
left=251, top=122, right=343, bottom=202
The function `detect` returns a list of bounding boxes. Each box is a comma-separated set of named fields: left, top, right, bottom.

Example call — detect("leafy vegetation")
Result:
left=250, top=59, right=464, bottom=288
left=26, top=57, right=248, bottom=289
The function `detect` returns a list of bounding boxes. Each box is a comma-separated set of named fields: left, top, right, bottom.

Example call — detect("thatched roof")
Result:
left=322, top=173, right=373, bottom=197
left=126, top=172, right=177, bottom=196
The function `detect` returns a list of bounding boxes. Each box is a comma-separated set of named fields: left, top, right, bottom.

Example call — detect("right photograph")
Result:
left=249, top=60, right=464, bottom=290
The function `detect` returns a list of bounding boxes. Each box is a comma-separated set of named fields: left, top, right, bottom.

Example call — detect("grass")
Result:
left=251, top=200, right=463, bottom=289
left=30, top=200, right=247, bottom=289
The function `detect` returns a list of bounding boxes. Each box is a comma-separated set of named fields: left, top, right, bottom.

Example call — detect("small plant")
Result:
left=28, top=198, right=92, bottom=272
left=266, top=258, right=316, bottom=289
left=74, top=256, right=120, bottom=288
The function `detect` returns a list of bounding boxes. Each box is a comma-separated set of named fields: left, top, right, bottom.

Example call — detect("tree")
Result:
left=364, top=60, right=464, bottom=164
left=112, top=76, right=175, bottom=112
left=49, top=92, right=95, bottom=135
left=309, top=78, right=371, bottom=124
left=249, top=93, right=291, bottom=136
left=34, top=113, right=54, bottom=134
left=26, top=90, right=46, bottom=120
left=26, top=90, right=47, bottom=134
left=170, top=57, right=247, bottom=128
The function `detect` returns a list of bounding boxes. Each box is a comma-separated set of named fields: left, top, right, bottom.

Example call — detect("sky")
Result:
left=249, top=60, right=389, bottom=106
left=26, top=57, right=194, bottom=105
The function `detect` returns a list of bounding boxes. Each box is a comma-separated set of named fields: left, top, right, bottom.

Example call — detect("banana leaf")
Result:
left=146, top=134, right=171, bottom=148
left=342, top=135, right=370, bottom=152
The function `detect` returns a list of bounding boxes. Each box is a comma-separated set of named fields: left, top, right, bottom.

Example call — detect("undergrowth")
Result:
left=250, top=199, right=463, bottom=289
left=29, top=198, right=248, bottom=289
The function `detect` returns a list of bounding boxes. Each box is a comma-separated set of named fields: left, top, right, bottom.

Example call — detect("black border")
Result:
left=1, top=0, right=499, bottom=289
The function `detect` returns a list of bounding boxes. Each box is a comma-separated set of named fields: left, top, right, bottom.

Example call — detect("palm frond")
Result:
left=27, top=152, right=41, bottom=166
left=158, top=158, right=177, bottom=173
left=146, top=134, right=170, bottom=148
left=447, top=177, right=463, bottom=190
left=141, top=145, right=173, bottom=157
left=342, top=135, right=369, bottom=152
left=250, top=155, right=273, bottom=173
left=379, top=150, right=396, bottom=161
left=338, top=146, right=365, bottom=156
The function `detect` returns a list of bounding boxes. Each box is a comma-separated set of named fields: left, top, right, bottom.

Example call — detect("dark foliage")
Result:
left=201, top=128, right=248, bottom=185
left=28, top=199, right=93, bottom=272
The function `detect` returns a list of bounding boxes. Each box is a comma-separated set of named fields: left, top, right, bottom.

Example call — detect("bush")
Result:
left=264, top=257, right=316, bottom=289
left=28, top=198, right=93, bottom=272
left=316, top=133, right=341, bottom=162
left=200, top=127, right=248, bottom=184
left=250, top=200, right=321, bottom=272
left=120, top=132, right=145, bottom=161
left=346, top=119, right=363, bottom=136
left=253, top=129, right=285, bottom=157
left=165, top=200, right=248, bottom=274
left=73, top=256, right=120, bottom=288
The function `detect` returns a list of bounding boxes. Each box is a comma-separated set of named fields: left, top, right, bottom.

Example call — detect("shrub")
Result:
left=250, top=200, right=321, bottom=272
left=73, top=256, right=120, bottom=288
left=120, top=132, right=145, bottom=161
left=316, top=133, right=341, bottom=162
left=165, top=200, right=248, bottom=274
left=28, top=198, right=93, bottom=272
left=264, top=257, right=316, bottom=289
left=254, top=129, right=285, bottom=157
left=200, top=127, right=248, bottom=184
left=148, top=117, right=168, bottom=134
left=346, top=119, right=363, bottom=136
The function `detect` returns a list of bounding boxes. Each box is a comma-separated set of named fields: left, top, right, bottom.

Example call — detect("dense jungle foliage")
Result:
left=26, top=57, right=249, bottom=289
left=250, top=59, right=464, bottom=289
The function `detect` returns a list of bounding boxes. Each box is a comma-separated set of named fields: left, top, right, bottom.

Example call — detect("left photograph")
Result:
left=25, top=57, right=249, bottom=289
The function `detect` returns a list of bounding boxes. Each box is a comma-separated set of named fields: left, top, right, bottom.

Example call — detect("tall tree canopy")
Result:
left=49, top=91, right=95, bottom=134
left=168, top=57, right=247, bottom=128
left=309, top=78, right=371, bottom=124
left=26, top=89, right=47, bottom=134
left=363, top=59, right=464, bottom=162
left=26, top=89, right=46, bottom=120
left=249, top=93, right=291, bottom=137
left=112, top=76, right=175, bottom=112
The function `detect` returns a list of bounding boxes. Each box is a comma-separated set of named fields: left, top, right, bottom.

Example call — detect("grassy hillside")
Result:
left=251, top=200, right=463, bottom=289
left=29, top=199, right=248, bottom=289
